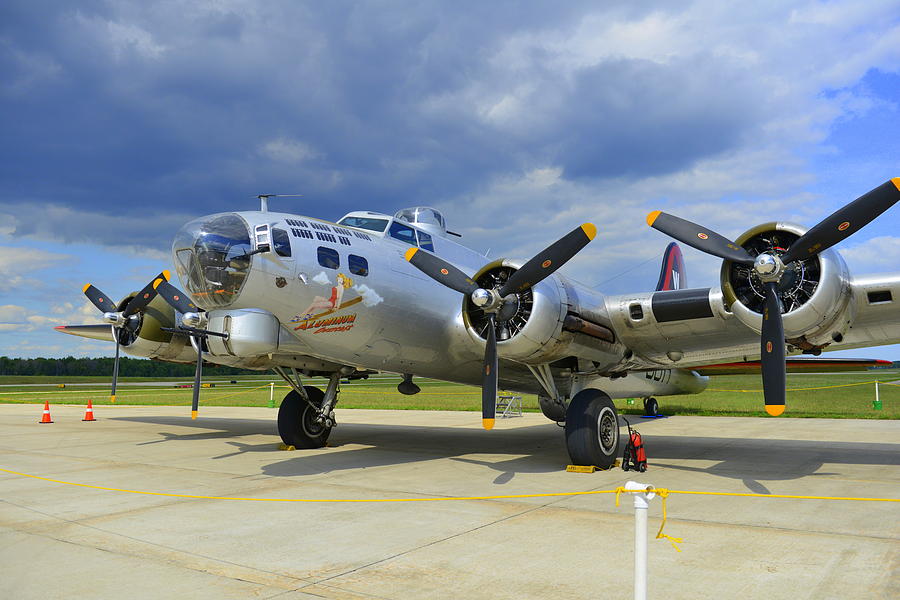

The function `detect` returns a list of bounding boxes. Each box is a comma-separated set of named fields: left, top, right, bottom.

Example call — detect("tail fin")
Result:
left=655, top=242, right=687, bottom=291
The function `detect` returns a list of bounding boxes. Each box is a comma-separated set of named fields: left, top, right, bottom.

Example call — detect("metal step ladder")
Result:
left=495, top=394, right=523, bottom=418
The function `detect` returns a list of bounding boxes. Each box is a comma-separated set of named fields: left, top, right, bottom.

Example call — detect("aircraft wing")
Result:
left=605, top=273, right=900, bottom=370
left=53, top=324, right=114, bottom=342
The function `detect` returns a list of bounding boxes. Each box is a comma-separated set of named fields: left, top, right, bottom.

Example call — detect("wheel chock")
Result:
left=566, top=459, right=621, bottom=473
left=567, top=465, right=596, bottom=473
left=278, top=443, right=296, bottom=451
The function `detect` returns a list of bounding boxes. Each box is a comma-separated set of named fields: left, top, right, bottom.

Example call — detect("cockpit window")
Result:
left=172, top=213, right=252, bottom=309
left=272, top=228, right=291, bottom=257
left=388, top=221, right=417, bottom=246
left=417, top=231, right=434, bottom=252
left=338, top=216, right=389, bottom=233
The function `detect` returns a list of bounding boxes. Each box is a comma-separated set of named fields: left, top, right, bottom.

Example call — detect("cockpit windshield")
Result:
left=172, top=213, right=252, bottom=309
left=337, top=216, right=389, bottom=233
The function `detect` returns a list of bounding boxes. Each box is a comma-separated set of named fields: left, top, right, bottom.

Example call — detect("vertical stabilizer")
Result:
left=655, top=242, right=687, bottom=291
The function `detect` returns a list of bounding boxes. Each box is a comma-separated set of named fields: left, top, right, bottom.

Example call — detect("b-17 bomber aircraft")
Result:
left=57, top=179, right=900, bottom=468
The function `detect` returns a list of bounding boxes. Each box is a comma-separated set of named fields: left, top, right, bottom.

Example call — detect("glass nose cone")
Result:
left=172, top=213, right=252, bottom=309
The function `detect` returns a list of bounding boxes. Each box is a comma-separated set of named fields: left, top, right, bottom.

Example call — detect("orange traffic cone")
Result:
left=39, top=401, right=53, bottom=423
left=82, top=399, right=96, bottom=422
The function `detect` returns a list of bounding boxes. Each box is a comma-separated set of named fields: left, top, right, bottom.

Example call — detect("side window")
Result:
left=388, top=221, right=417, bottom=246
left=348, top=255, right=369, bottom=277
left=417, top=231, right=434, bottom=252
left=317, top=246, right=339, bottom=269
left=272, top=228, right=291, bottom=257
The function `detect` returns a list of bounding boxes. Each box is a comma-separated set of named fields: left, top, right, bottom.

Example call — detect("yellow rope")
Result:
left=0, top=467, right=619, bottom=503
left=200, top=383, right=274, bottom=403
left=653, top=488, right=683, bottom=551
left=4, top=467, right=898, bottom=555
left=663, top=488, right=898, bottom=502
left=708, top=380, right=893, bottom=392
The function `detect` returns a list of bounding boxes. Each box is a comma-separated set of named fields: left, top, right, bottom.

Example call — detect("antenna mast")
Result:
left=254, top=194, right=303, bottom=212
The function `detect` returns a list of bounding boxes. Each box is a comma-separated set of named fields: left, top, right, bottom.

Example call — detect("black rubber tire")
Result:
left=644, top=397, right=659, bottom=417
left=277, top=386, right=331, bottom=449
left=638, top=463, right=647, bottom=473
left=564, top=389, right=620, bottom=469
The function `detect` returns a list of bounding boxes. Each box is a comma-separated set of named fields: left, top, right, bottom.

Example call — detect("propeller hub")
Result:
left=470, top=288, right=493, bottom=308
left=103, top=312, right=126, bottom=326
left=182, top=312, right=204, bottom=327
left=753, top=253, right=784, bottom=282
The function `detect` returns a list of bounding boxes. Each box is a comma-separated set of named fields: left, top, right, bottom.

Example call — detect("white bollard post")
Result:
left=269, top=382, right=275, bottom=408
left=625, top=481, right=656, bottom=600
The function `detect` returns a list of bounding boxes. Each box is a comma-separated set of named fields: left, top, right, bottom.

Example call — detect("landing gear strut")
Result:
left=273, top=368, right=341, bottom=448
left=564, top=389, right=620, bottom=469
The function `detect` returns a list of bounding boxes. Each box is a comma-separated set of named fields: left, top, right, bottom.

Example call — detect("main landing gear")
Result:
left=643, top=397, right=659, bottom=417
left=274, top=368, right=340, bottom=449
left=564, top=389, right=620, bottom=469
left=278, top=386, right=333, bottom=448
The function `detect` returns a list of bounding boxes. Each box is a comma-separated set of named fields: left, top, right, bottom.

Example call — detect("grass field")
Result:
left=1, top=371, right=898, bottom=419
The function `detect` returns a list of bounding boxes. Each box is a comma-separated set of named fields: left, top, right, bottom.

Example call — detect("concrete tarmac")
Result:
left=0, top=404, right=897, bottom=599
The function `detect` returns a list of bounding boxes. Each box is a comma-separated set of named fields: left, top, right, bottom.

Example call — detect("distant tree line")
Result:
left=0, top=356, right=262, bottom=377
left=2, top=356, right=897, bottom=378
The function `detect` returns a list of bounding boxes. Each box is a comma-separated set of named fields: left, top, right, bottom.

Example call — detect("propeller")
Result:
left=82, top=271, right=171, bottom=403
left=406, top=223, right=597, bottom=429
left=648, top=178, right=900, bottom=415
left=153, top=278, right=209, bottom=419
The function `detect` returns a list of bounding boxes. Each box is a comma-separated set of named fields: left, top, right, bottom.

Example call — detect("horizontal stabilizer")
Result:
left=54, top=324, right=114, bottom=342
left=694, top=357, right=892, bottom=376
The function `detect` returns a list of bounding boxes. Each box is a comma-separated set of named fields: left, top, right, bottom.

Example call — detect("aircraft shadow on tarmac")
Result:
left=112, top=415, right=898, bottom=493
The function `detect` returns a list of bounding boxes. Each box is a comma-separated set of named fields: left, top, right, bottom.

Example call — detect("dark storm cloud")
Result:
left=1, top=1, right=763, bottom=248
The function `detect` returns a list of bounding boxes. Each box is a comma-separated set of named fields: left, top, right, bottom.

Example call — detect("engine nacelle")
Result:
left=462, top=260, right=623, bottom=366
left=115, top=293, right=196, bottom=363
left=462, top=259, right=568, bottom=362
left=721, top=222, right=853, bottom=349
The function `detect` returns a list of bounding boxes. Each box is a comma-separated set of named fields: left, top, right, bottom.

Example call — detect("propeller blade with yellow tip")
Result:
left=646, top=211, right=755, bottom=265
left=82, top=284, right=117, bottom=313
left=760, top=282, right=786, bottom=416
left=153, top=279, right=200, bottom=314
left=404, top=247, right=480, bottom=295
left=781, top=178, right=900, bottom=264
left=482, top=313, right=498, bottom=429
left=498, top=223, right=597, bottom=297
left=122, top=270, right=171, bottom=316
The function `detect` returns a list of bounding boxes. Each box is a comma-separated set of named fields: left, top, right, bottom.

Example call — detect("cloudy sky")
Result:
left=1, top=0, right=899, bottom=360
